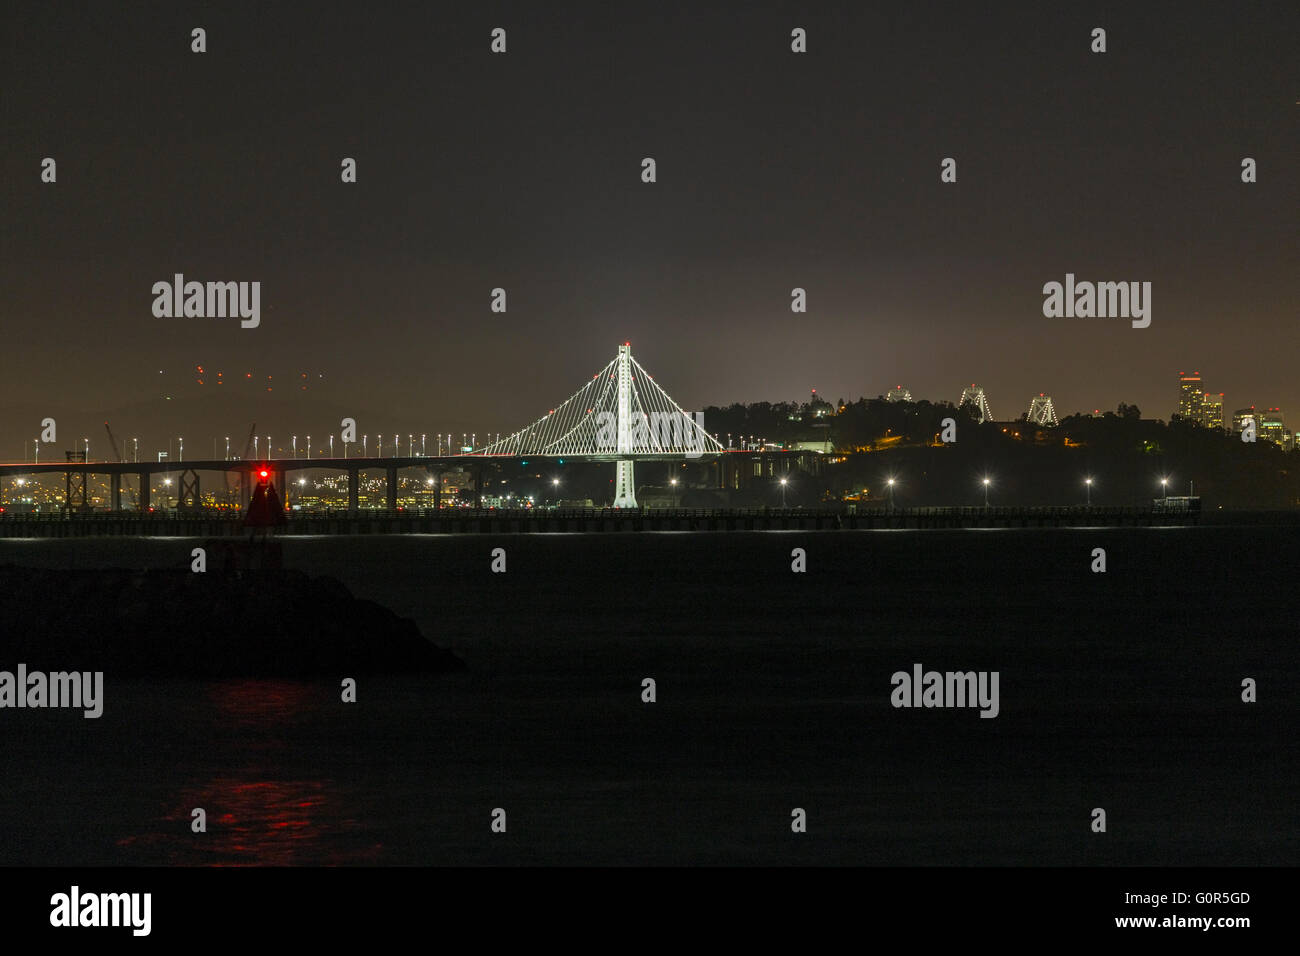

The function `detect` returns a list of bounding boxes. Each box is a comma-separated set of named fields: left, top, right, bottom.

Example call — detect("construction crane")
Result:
left=103, top=421, right=123, bottom=462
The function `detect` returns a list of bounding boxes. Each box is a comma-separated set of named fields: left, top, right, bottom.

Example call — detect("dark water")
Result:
left=1, top=528, right=1296, bottom=866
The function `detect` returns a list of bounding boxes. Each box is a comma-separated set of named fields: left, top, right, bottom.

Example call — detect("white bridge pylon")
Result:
left=470, top=343, right=723, bottom=508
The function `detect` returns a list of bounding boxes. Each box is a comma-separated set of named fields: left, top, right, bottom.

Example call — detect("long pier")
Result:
left=0, top=505, right=1208, bottom=538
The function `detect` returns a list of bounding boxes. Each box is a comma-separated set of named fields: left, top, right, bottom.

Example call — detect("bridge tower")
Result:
left=1026, top=393, right=1059, bottom=427
left=612, top=342, right=638, bottom=508
left=958, top=384, right=993, bottom=424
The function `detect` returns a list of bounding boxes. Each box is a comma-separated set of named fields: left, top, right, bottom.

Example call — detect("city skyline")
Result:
left=5, top=361, right=1293, bottom=466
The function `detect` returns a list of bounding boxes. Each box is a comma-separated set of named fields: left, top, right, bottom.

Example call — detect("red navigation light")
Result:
left=259, top=469, right=269, bottom=479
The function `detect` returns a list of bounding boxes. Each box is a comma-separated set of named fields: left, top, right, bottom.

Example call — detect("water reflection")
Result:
left=118, top=680, right=383, bottom=865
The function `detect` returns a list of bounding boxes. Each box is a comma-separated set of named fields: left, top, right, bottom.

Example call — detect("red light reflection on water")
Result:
left=116, top=680, right=383, bottom=865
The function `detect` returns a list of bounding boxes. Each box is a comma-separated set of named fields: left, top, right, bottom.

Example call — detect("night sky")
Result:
left=3, top=2, right=1296, bottom=457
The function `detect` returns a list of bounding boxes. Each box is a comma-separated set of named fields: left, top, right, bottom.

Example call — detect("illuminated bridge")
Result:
left=0, top=344, right=816, bottom=513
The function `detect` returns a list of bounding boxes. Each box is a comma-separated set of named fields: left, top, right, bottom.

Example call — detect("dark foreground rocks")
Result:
left=0, top=564, right=463, bottom=678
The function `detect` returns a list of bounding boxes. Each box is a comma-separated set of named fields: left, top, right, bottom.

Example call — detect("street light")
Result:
left=780, top=476, right=788, bottom=508
left=307, top=435, right=312, bottom=459
left=293, top=436, right=298, bottom=458
left=1160, top=476, right=1169, bottom=499
left=225, top=436, right=230, bottom=460
left=887, top=477, right=896, bottom=511
left=982, top=476, right=991, bottom=509
left=1085, top=476, right=1093, bottom=507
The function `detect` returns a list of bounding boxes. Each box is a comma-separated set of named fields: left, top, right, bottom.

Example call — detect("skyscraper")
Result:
left=1177, top=372, right=1205, bottom=422
left=1201, top=392, right=1225, bottom=432
left=1259, top=408, right=1288, bottom=449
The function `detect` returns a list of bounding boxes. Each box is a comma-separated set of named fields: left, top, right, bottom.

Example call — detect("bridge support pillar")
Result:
left=348, top=468, right=359, bottom=512
left=613, top=458, right=637, bottom=508
left=64, top=468, right=88, bottom=514
left=138, top=473, right=150, bottom=512
left=178, top=468, right=201, bottom=511
left=110, top=473, right=121, bottom=511
left=386, top=467, right=398, bottom=511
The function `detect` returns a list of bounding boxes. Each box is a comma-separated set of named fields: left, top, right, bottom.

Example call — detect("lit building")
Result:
left=1177, top=372, right=1204, bottom=422
left=1259, top=408, right=1288, bottom=449
left=1232, top=406, right=1259, bottom=436
left=1176, top=373, right=1228, bottom=430
left=884, top=385, right=912, bottom=402
left=1201, top=392, right=1224, bottom=432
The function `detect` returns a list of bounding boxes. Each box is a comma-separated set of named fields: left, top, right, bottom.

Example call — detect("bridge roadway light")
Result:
left=982, top=477, right=991, bottom=509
